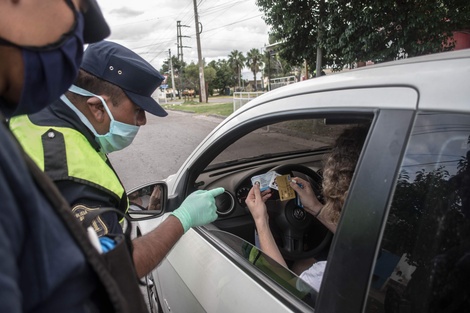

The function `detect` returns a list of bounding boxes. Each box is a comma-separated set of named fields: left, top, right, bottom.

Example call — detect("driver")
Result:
left=10, top=40, right=224, bottom=279
left=245, top=125, right=369, bottom=290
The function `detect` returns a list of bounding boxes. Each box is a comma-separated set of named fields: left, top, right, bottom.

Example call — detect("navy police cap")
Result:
left=81, top=41, right=167, bottom=117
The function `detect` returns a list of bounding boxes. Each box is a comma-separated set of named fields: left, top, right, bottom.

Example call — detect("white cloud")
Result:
left=97, top=0, right=270, bottom=71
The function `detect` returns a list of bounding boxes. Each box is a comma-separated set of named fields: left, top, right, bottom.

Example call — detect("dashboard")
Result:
left=198, top=154, right=325, bottom=221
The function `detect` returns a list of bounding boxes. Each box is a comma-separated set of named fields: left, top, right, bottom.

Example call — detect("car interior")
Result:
left=202, top=118, right=370, bottom=256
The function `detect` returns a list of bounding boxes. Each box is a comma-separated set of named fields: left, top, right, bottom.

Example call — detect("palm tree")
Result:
left=261, top=50, right=273, bottom=90
left=246, top=48, right=262, bottom=91
left=228, top=50, right=246, bottom=89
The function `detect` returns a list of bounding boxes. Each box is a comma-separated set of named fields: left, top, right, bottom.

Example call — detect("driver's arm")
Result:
left=246, top=183, right=288, bottom=268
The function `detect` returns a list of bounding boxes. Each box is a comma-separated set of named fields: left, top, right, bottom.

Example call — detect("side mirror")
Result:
left=127, top=182, right=167, bottom=220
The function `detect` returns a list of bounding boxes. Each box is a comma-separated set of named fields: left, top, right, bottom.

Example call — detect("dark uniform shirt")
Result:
left=0, top=121, right=100, bottom=313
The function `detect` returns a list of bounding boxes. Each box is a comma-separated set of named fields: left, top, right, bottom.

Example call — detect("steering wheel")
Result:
left=267, top=164, right=332, bottom=261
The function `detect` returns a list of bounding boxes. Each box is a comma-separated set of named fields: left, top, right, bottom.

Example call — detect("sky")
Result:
left=98, top=0, right=271, bottom=77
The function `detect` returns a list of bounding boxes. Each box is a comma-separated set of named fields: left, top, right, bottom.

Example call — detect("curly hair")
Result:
left=321, top=125, right=369, bottom=224
left=67, top=69, right=126, bottom=107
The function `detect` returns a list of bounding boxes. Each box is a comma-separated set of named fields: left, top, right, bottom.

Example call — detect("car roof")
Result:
left=238, top=48, right=470, bottom=114
left=175, top=49, right=470, bottom=184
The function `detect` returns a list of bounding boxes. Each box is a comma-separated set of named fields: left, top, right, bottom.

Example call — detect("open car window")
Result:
left=209, top=230, right=317, bottom=307
left=209, top=119, right=364, bottom=168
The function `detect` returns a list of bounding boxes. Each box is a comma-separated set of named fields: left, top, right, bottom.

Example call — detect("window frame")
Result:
left=317, top=109, right=416, bottom=312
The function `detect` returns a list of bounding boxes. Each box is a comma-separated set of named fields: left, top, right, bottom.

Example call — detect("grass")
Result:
left=162, top=101, right=234, bottom=117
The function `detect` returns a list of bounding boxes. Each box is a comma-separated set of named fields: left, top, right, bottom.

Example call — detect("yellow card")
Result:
left=275, top=174, right=295, bottom=201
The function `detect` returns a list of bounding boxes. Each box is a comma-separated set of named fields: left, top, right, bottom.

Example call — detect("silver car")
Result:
left=129, top=49, right=470, bottom=313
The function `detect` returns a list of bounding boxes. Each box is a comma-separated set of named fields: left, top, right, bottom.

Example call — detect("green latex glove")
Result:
left=171, top=188, right=225, bottom=233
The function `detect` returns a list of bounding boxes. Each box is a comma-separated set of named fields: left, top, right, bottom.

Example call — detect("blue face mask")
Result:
left=63, top=85, right=140, bottom=154
left=7, top=11, right=86, bottom=118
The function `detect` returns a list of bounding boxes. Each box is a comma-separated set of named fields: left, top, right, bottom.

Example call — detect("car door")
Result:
left=317, top=109, right=416, bottom=312
left=363, top=111, right=470, bottom=313
left=151, top=86, right=418, bottom=313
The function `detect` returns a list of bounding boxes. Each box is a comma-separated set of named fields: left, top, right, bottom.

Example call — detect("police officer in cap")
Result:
left=10, top=40, right=224, bottom=279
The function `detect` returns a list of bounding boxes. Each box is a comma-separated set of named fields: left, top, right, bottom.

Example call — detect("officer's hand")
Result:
left=171, top=188, right=225, bottom=233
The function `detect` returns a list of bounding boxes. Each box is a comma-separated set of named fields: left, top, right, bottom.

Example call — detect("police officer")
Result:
left=10, top=40, right=224, bottom=278
left=0, top=0, right=127, bottom=312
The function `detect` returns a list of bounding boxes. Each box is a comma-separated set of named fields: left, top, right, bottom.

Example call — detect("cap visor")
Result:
left=126, top=91, right=168, bottom=117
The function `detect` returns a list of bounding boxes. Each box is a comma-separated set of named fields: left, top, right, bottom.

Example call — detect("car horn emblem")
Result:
left=293, top=207, right=306, bottom=220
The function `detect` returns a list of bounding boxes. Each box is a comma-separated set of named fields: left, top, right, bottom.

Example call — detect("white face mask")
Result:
left=63, top=85, right=140, bottom=154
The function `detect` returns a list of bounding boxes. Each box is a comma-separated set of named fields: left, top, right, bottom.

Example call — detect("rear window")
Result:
left=366, top=112, right=470, bottom=312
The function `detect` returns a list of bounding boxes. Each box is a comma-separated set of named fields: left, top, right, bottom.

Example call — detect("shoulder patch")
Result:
left=72, top=204, right=109, bottom=237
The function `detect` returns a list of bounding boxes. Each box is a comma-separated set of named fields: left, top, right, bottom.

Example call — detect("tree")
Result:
left=256, top=0, right=328, bottom=71
left=228, top=50, right=246, bottom=89
left=209, top=59, right=235, bottom=95
left=261, top=50, right=272, bottom=90
left=246, top=48, right=262, bottom=91
left=183, top=62, right=199, bottom=91
left=327, top=0, right=470, bottom=62
left=204, top=66, right=216, bottom=99
left=180, top=62, right=216, bottom=101
left=160, top=56, right=186, bottom=97
left=256, top=0, right=470, bottom=70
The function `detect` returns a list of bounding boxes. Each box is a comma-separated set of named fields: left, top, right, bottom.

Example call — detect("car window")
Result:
left=209, top=230, right=317, bottom=307
left=209, top=118, right=361, bottom=167
left=365, top=112, right=470, bottom=312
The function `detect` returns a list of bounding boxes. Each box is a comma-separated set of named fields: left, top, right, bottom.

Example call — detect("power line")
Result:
left=203, top=14, right=262, bottom=35
left=105, top=0, right=268, bottom=68
left=181, top=14, right=263, bottom=39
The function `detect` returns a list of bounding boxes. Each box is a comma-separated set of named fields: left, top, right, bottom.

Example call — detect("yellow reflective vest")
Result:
left=10, top=115, right=125, bottom=204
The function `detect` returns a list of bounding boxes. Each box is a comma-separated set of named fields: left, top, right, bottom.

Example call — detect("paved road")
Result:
left=109, top=110, right=223, bottom=191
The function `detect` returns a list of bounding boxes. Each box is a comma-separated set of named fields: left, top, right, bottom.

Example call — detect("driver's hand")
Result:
left=290, top=177, right=323, bottom=217
left=148, top=185, right=162, bottom=210
left=246, top=183, right=272, bottom=223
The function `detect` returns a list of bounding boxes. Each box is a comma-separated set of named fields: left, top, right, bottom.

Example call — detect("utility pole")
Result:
left=168, top=49, right=176, bottom=99
left=315, top=0, right=325, bottom=78
left=304, top=59, right=309, bottom=80
left=176, top=21, right=190, bottom=99
left=268, top=52, right=272, bottom=91
left=193, top=0, right=207, bottom=103
left=176, top=21, right=190, bottom=63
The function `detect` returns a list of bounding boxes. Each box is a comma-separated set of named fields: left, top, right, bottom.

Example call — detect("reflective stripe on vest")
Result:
left=10, top=115, right=125, bottom=201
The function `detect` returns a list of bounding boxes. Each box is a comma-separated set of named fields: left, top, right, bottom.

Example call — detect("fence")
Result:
left=270, top=76, right=297, bottom=91
left=233, top=92, right=265, bottom=111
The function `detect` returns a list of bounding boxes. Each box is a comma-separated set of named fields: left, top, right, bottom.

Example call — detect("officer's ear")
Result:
left=86, top=96, right=106, bottom=123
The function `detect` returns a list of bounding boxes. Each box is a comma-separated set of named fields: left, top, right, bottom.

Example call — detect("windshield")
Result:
left=209, top=118, right=360, bottom=167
